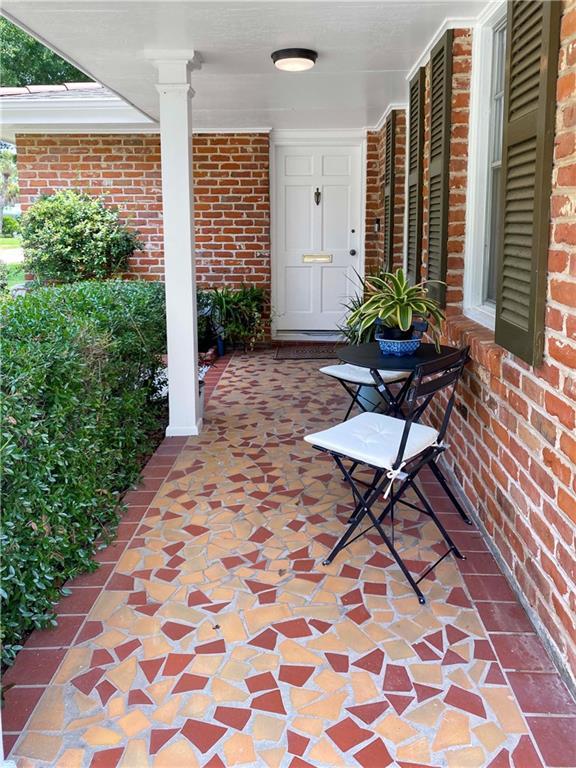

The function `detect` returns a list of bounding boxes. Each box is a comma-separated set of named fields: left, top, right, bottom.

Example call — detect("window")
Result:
left=463, top=4, right=507, bottom=329
left=484, top=20, right=506, bottom=306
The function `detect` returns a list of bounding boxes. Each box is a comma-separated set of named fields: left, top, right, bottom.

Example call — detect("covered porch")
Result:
left=5, top=352, right=575, bottom=767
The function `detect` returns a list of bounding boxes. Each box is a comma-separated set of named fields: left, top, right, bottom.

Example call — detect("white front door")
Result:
left=273, top=144, right=363, bottom=332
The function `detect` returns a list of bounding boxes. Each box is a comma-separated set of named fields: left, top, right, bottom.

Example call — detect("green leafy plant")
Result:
left=347, top=268, right=445, bottom=350
left=0, top=280, right=167, bottom=666
left=22, top=190, right=143, bottom=283
left=209, top=285, right=265, bottom=351
left=1, top=214, right=20, bottom=237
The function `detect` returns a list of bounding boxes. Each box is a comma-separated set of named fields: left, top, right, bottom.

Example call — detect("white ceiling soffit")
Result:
left=1, top=1, right=490, bottom=132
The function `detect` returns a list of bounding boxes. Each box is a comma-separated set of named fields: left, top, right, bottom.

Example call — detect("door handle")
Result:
left=349, top=249, right=357, bottom=256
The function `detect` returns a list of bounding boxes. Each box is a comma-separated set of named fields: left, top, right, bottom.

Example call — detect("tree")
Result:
left=0, top=150, right=18, bottom=234
left=0, top=18, right=91, bottom=86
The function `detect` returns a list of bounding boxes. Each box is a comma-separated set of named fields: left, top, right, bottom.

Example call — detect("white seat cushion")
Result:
left=304, top=412, right=439, bottom=470
left=319, top=363, right=409, bottom=386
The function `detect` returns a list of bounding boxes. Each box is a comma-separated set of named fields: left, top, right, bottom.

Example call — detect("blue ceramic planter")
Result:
left=376, top=337, right=422, bottom=357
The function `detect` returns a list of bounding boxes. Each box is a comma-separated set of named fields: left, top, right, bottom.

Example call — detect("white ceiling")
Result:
left=2, top=1, right=490, bottom=131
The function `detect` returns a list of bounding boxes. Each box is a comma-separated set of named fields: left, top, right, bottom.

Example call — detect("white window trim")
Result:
left=463, top=1, right=507, bottom=331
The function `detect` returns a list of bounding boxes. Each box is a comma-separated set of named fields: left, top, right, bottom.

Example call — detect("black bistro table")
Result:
left=337, top=341, right=472, bottom=524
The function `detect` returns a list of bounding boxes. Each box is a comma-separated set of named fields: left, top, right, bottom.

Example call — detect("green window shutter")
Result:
left=407, top=67, right=425, bottom=285
left=383, top=110, right=396, bottom=272
left=495, top=0, right=561, bottom=365
left=427, top=30, right=453, bottom=307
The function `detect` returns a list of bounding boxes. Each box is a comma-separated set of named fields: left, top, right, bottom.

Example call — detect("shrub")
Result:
left=0, top=280, right=167, bottom=665
left=0, top=262, right=8, bottom=293
left=1, top=214, right=20, bottom=237
left=209, top=285, right=265, bottom=350
left=21, top=190, right=142, bottom=283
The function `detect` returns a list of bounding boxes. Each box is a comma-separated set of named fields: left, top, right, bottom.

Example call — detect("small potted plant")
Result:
left=346, top=268, right=445, bottom=356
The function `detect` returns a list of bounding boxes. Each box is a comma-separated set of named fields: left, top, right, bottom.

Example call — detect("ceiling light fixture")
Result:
left=271, top=48, right=318, bottom=72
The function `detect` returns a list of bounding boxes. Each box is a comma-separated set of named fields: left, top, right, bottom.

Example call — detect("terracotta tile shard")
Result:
left=195, top=639, right=226, bottom=654
left=214, top=705, right=251, bottom=730
left=96, top=679, right=117, bottom=704
left=139, top=658, right=164, bottom=684
left=135, top=602, right=161, bottom=616
left=342, top=588, right=364, bottom=606
left=203, top=756, right=226, bottom=768
left=446, top=624, right=468, bottom=645
left=245, top=579, right=273, bottom=594
left=248, top=629, right=278, bottom=651
left=250, top=689, right=287, bottom=715
left=413, top=683, right=443, bottom=703
left=363, top=581, right=387, bottom=595
left=413, top=641, right=441, bottom=661
left=172, top=673, right=209, bottom=694
left=181, top=718, right=227, bottom=753
left=346, top=605, right=371, bottom=625
left=386, top=694, right=414, bottom=715
left=114, top=639, right=141, bottom=661
left=149, top=727, right=179, bottom=754
left=187, top=590, right=212, bottom=606
left=184, top=524, right=210, bottom=537
left=352, top=649, right=385, bottom=675
left=222, top=555, right=245, bottom=569
left=279, top=665, right=315, bottom=686
left=346, top=701, right=389, bottom=725
left=446, top=587, right=472, bottom=608
left=91, top=649, right=114, bottom=667
left=246, top=671, right=278, bottom=693
left=442, top=649, right=467, bottom=666
left=71, top=667, right=105, bottom=695
left=326, top=653, right=349, bottom=673
left=272, top=619, right=312, bottom=638
left=161, top=621, right=195, bottom=641
left=128, top=689, right=153, bottom=705
left=163, top=542, right=185, bottom=557
left=444, top=684, right=487, bottom=719
left=288, top=546, right=309, bottom=560
left=511, top=735, right=543, bottom=768
left=75, top=620, right=103, bottom=644
left=287, top=758, right=315, bottom=768
left=309, top=619, right=331, bottom=633
left=326, top=717, right=373, bottom=752
left=487, top=748, right=512, bottom=768
left=365, top=552, right=394, bottom=569
left=249, top=526, right=273, bottom=543
left=287, top=730, right=310, bottom=756
left=314, top=532, right=337, bottom=547
left=163, top=653, right=195, bottom=676
left=89, top=747, right=124, bottom=768
left=383, top=664, right=412, bottom=692
left=485, top=663, right=507, bottom=685
left=203, top=602, right=230, bottom=613
left=474, top=639, right=496, bottom=661
left=424, top=629, right=444, bottom=652
left=353, top=737, right=394, bottom=768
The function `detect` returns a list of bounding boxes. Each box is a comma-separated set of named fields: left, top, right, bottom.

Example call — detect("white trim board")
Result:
left=370, top=102, right=408, bottom=134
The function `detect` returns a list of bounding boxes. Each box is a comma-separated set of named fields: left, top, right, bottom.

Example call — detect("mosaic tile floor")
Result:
left=5, top=352, right=576, bottom=768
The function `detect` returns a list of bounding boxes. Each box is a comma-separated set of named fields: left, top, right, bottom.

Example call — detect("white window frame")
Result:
left=463, top=1, right=507, bottom=331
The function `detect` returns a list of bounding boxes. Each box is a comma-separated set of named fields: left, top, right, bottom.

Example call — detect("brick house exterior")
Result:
left=10, top=0, right=576, bottom=683
left=16, top=132, right=270, bottom=290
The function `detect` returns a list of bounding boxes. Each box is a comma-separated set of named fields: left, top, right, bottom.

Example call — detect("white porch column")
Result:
left=155, top=59, right=201, bottom=436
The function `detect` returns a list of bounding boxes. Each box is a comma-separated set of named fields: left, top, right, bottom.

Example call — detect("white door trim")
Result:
left=270, top=129, right=367, bottom=340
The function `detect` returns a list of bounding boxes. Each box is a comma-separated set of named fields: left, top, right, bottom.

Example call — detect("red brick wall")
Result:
left=16, top=132, right=270, bottom=291
left=420, top=14, right=576, bottom=678
left=365, top=110, right=406, bottom=275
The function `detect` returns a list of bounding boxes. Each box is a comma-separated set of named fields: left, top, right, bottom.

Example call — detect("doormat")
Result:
left=275, top=344, right=341, bottom=360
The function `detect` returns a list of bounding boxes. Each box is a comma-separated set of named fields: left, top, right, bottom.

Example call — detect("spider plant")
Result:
left=346, top=268, right=445, bottom=350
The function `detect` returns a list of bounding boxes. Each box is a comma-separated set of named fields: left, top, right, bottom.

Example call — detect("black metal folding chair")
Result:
left=319, top=363, right=410, bottom=420
left=305, top=347, right=469, bottom=604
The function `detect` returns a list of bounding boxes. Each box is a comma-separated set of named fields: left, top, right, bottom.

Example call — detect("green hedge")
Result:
left=0, top=280, right=167, bottom=666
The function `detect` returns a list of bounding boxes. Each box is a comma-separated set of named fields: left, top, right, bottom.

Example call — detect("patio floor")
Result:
left=4, top=351, right=576, bottom=768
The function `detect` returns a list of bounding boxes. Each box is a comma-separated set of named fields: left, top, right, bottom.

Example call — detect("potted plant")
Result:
left=346, top=268, right=445, bottom=356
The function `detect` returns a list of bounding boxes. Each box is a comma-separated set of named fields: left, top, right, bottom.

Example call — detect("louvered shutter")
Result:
left=495, top=0, right=561, bottom=365
left=427, top=30, right=453, bottom=306
left=407, top=68, right=425, bottom=285
left=383, top=111, right=396, bottom=271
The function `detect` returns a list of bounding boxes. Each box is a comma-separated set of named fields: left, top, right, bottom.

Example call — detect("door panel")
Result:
left=274, top=144, right=362, bottom=331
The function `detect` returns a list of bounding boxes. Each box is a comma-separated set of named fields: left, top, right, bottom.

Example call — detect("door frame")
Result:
left=270, top=129, right=367, bottom=340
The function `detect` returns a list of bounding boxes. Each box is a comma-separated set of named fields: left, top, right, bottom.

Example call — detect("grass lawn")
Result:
left=5, top=263, right=25, bottom=288
left=0, top=237, right=21, bottom=249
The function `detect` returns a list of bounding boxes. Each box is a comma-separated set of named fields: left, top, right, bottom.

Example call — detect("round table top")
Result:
left=337, top=342, right=459, bottom=371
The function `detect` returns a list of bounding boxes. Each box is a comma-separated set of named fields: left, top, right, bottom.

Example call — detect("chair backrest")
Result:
left=392, top=346, right=469, bottom=468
